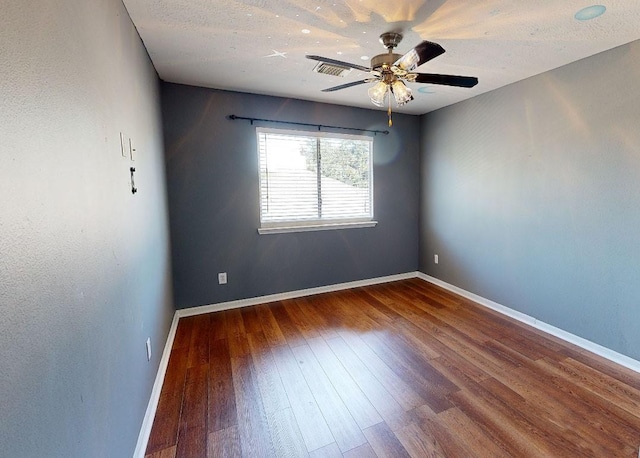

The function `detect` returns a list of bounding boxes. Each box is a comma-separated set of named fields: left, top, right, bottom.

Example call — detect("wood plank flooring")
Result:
left=145, top=279, right=640, bottom=457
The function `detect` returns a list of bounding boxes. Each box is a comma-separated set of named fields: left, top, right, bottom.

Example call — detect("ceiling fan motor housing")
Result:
left=370, top=53, right=401, bottom=71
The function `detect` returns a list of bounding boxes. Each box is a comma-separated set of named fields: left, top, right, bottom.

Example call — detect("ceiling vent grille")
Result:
left=313, top=62, right=352, bottom=77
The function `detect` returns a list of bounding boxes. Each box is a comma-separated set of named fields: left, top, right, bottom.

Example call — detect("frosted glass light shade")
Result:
left=391, top=80, right=413, bottom=106
left=368, top=81, right=388, bottom=107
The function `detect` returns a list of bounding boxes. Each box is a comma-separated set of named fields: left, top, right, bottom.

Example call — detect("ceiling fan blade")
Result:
left=321, top=79, right=371, bottom=92
left=414, top=73, right=478, bottom=88
left=393, top=41, right=445, bottom=71
left=306, top=55, right=371, bottom=72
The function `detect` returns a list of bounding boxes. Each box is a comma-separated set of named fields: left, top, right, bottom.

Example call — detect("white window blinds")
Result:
left=257, top=128, right=373, bottom=229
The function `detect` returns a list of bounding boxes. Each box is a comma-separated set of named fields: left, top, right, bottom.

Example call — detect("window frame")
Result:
left=256, top=127, right=377, bottom=234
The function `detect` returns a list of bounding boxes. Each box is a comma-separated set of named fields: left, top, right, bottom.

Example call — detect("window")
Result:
left=257, top=127, right=376, bottom=234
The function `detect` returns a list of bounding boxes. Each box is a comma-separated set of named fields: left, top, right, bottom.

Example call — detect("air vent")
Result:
left=313, top=62, right=352, bottom=77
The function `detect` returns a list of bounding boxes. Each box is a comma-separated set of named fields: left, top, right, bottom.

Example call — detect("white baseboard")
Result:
left=133, top=313, right=180, bottom=458
left=176, top=272, right=418, bottom=319
left=417, top=272, right=640, bottom=374
left=133, top=271, right=416, bottom=457
left=135, top=270, right=640, bottom=456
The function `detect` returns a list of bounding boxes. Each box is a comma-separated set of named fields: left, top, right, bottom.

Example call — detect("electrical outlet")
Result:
left=218, top=272, right=227, bottom=285
left=146, top=338, right=151, bottom=362
left=434, top=254, right=439, bottom=264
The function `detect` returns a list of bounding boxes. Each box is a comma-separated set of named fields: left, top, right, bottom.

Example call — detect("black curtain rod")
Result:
left=227, top=115, right=389, bottom=135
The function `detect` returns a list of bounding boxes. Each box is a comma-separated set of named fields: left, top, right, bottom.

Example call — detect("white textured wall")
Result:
left=0, top=1, right=174, bottom=456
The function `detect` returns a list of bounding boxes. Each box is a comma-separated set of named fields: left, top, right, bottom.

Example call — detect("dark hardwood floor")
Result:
left=145, top=278, right=640, bottom=457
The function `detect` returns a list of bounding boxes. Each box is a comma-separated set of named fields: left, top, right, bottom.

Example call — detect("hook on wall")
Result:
left=130, top=167, right=137, bottom=194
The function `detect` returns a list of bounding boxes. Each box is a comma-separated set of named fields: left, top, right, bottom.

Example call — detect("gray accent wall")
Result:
left=162, top=83, right=420, bottom=309
left=420, top=41, right=640, bottom=361
left=1, top=1, right=174, bottom=456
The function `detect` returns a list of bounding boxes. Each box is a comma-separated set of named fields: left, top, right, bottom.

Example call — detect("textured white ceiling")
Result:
left=123, top=0, right=640, bottom=114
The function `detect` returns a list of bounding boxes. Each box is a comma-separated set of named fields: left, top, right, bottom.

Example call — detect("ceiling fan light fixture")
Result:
left=368, top=81, right=388, bottom=107
left=391, top=80, right=413, bottom=106
left=307, top=33, right=477, bottom=126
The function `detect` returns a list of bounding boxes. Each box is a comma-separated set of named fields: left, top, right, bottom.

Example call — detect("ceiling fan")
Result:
left=307, top=32, right=478, bottom=126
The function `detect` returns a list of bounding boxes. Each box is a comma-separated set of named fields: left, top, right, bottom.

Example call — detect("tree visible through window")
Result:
left=257, top=128, right=373, bottom=229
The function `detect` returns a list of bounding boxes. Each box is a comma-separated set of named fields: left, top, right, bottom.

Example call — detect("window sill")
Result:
left=258, top=220, right=378, bottom=235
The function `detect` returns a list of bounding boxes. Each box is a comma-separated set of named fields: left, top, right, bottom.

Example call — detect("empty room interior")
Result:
left=3, top=1, right=640, bottom=457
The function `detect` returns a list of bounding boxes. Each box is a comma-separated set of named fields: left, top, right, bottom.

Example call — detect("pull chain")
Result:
left=387, top=89, right=393, bottom=127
